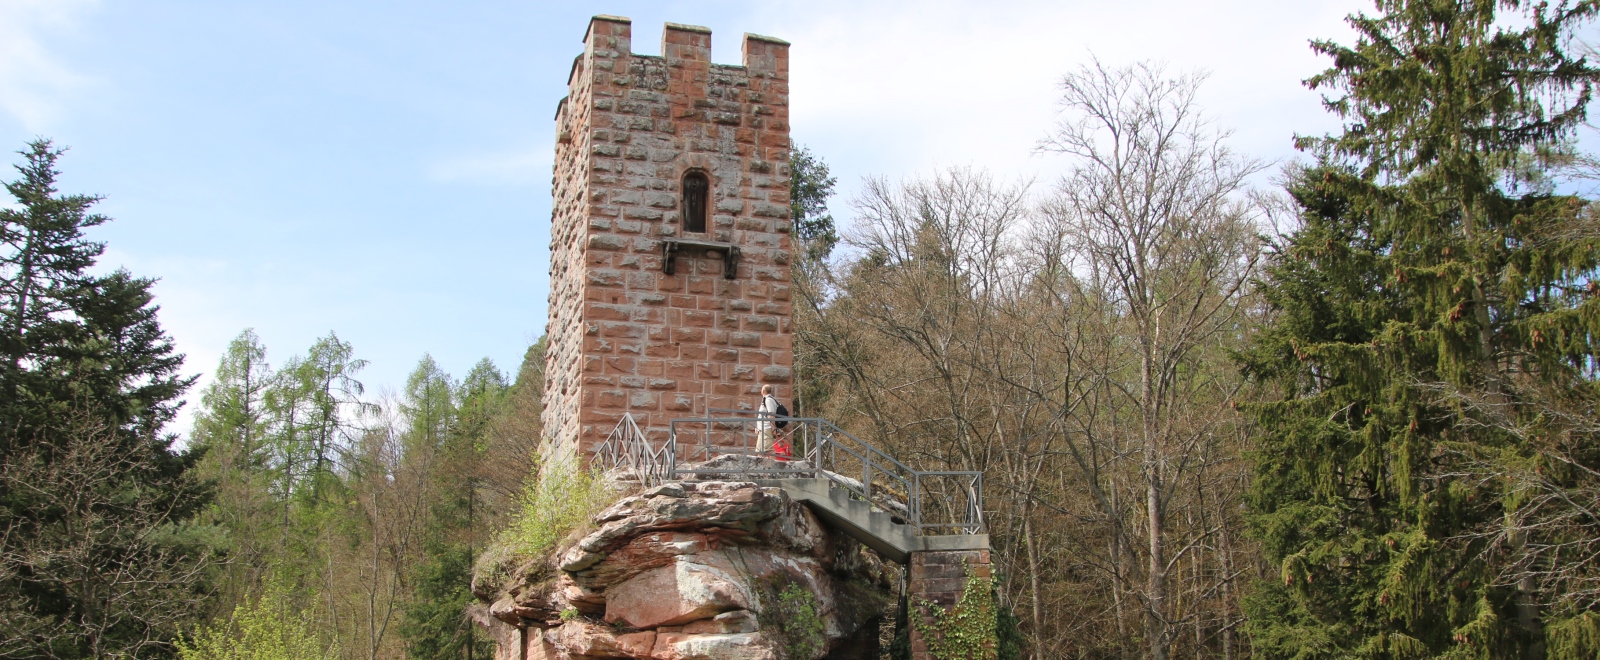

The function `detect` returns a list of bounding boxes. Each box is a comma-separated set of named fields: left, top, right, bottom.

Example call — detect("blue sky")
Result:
left=1, top=0, right=1362, bottom=430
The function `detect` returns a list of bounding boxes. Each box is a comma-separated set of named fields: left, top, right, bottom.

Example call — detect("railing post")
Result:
left=912, top=474, right=922, bottom=532
left=974, top=474, right=984, bottom=532
left=863, top=454, right=873, bottom=504
left=667, top=422, right=676, bottom=481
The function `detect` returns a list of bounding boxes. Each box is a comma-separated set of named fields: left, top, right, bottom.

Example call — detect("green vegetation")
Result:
left=499, top=457, right=615, bottom=559
left=757, top=576, right=828, bottom=660
left=0, top=139, right=211, bottom=658
left=994, top=599, right=1023, bottom=660
left=789, top=142, right=840, bottom=420
left=182, top=329, right=544, bottom=658
left=177, top=585, right=336, bottom=660
left=398, top=545, right=486, bottom=660
left=789, top=143, right=839, bottom=261
left=911, top=562, right=998, bottom=660
left=1241, top=0, right=1600, bottom=657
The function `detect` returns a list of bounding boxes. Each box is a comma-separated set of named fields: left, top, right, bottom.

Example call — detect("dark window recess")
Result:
left=682, top=172, right=709, bottom=233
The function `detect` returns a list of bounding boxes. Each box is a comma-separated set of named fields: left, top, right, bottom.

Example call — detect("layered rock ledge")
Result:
left=472, top=481, right=895, bottom=660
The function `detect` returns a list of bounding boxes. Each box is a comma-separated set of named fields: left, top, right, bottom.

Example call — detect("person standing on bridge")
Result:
left=756, top=384, right=779, bottom=453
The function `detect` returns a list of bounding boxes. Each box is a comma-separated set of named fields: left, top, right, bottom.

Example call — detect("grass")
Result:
left=498, top=457, right=617, bottom=561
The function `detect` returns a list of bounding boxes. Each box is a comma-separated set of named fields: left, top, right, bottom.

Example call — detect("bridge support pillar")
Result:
left=908, top=548, right=993, bottom=660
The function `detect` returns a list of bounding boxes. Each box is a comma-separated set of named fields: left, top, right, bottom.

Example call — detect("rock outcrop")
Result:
left=473, top=481, right=895, bottom=660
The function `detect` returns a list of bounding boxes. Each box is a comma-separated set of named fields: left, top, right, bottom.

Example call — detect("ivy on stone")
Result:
left=911, top=562, right=998, bottom=660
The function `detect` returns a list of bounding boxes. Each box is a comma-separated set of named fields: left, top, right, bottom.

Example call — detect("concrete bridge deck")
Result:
left=757, top=478, right=989, bottom=564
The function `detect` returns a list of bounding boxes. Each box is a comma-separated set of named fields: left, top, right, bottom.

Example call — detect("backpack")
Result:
left=774, top=401, right=789, bottom=429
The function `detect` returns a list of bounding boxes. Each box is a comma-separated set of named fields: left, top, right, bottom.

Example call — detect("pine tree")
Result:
left=400, top=544, right=485, bottom=660
left=1243, top=1, right=1600, bottom=657
left=788, top=145, right=839, bottom=421
left=0, top=139, right=208, bottom=657
left=789, top=144, right=839, bottom=260
left=0, top=139, right=191, bottom=448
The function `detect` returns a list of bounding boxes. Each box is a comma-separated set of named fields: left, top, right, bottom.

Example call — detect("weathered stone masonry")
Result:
left=544, top=16, right=795, bottom=461
left=909, top=549, right=993, bottom=659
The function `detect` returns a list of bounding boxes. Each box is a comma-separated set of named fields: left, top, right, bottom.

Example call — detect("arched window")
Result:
left=682, top=171, right=709, bottom=234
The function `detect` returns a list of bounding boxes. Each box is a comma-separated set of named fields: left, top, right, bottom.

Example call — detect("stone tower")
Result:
left=543, top=16, right=794, bottom=460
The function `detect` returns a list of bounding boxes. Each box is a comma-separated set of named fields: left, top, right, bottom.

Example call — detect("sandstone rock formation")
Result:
left=473, top=481, right=895, bottom=660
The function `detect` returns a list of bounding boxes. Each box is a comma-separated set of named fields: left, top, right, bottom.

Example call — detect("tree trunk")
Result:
left=1145, top=317, right=1168, bottom=660
left=1025, top=514, right=1042, bottom=638
left=1218, top=507, right=1235, bottom=660
left=1146, top=476, right=1167, bottom=660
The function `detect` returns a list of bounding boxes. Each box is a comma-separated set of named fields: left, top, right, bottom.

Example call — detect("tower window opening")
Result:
left=682, top=171, right=709, bottom=234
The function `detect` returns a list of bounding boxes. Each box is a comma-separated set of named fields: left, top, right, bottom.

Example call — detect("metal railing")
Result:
left=594, top=413, right=671, bottom=486
left=593, top=409, right=984, bottom=535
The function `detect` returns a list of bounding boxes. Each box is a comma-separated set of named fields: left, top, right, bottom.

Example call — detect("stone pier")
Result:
left=909, top=549, right=994, bottom=660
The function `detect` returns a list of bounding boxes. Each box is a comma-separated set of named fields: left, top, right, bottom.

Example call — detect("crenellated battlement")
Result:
left=580, top=16, right=788, bottom=72
left=543, top=16, right=795, bottom=464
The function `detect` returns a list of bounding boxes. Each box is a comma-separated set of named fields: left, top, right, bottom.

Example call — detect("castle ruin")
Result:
left=542, top=16, right=795, bottom=461
left=521, top=21, right=991, bottom=660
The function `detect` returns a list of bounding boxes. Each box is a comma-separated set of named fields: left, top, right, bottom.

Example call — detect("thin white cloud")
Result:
left=733, top=0, right=1362, bottom=193
left=0, top=0, right=98, bottom=131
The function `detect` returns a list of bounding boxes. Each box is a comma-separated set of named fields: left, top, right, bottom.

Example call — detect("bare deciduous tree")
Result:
left=0, top=411, right=213, bottom=659
left=797, top=62, right=1267, bottom=658
left=1036, top=59, right=1263, bottom=660
left=1425, top=373, right=1600, bottom=615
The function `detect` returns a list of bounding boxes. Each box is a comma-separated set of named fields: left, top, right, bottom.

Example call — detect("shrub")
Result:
left=758, top=576, right=828, bottom=660
left=176, top=583, right=336, bottom=660
left=498, top=458, right=614, bottom=560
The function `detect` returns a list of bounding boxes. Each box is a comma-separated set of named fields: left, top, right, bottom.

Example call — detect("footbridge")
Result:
left=594, top=411, right=989, bottom=564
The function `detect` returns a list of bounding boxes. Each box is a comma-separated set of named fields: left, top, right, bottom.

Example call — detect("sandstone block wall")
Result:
left=544, top=16, right=795, bottom=461
left=908, top=549, right=993, bottom=660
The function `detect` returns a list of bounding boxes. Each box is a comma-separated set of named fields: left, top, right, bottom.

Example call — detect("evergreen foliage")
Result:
left=788, top=145, right=840, bottom=421
left=995, top=601, right=1024, bottom=660
left=399, top=546, right=487, bottom=660
left=0, top=140, right=191, bottom=445
left=0, top=140, right=209, bottom=658
left=789, top=144, right=839, bottom=259
left=1242, top=1, right=1600, bottom=657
